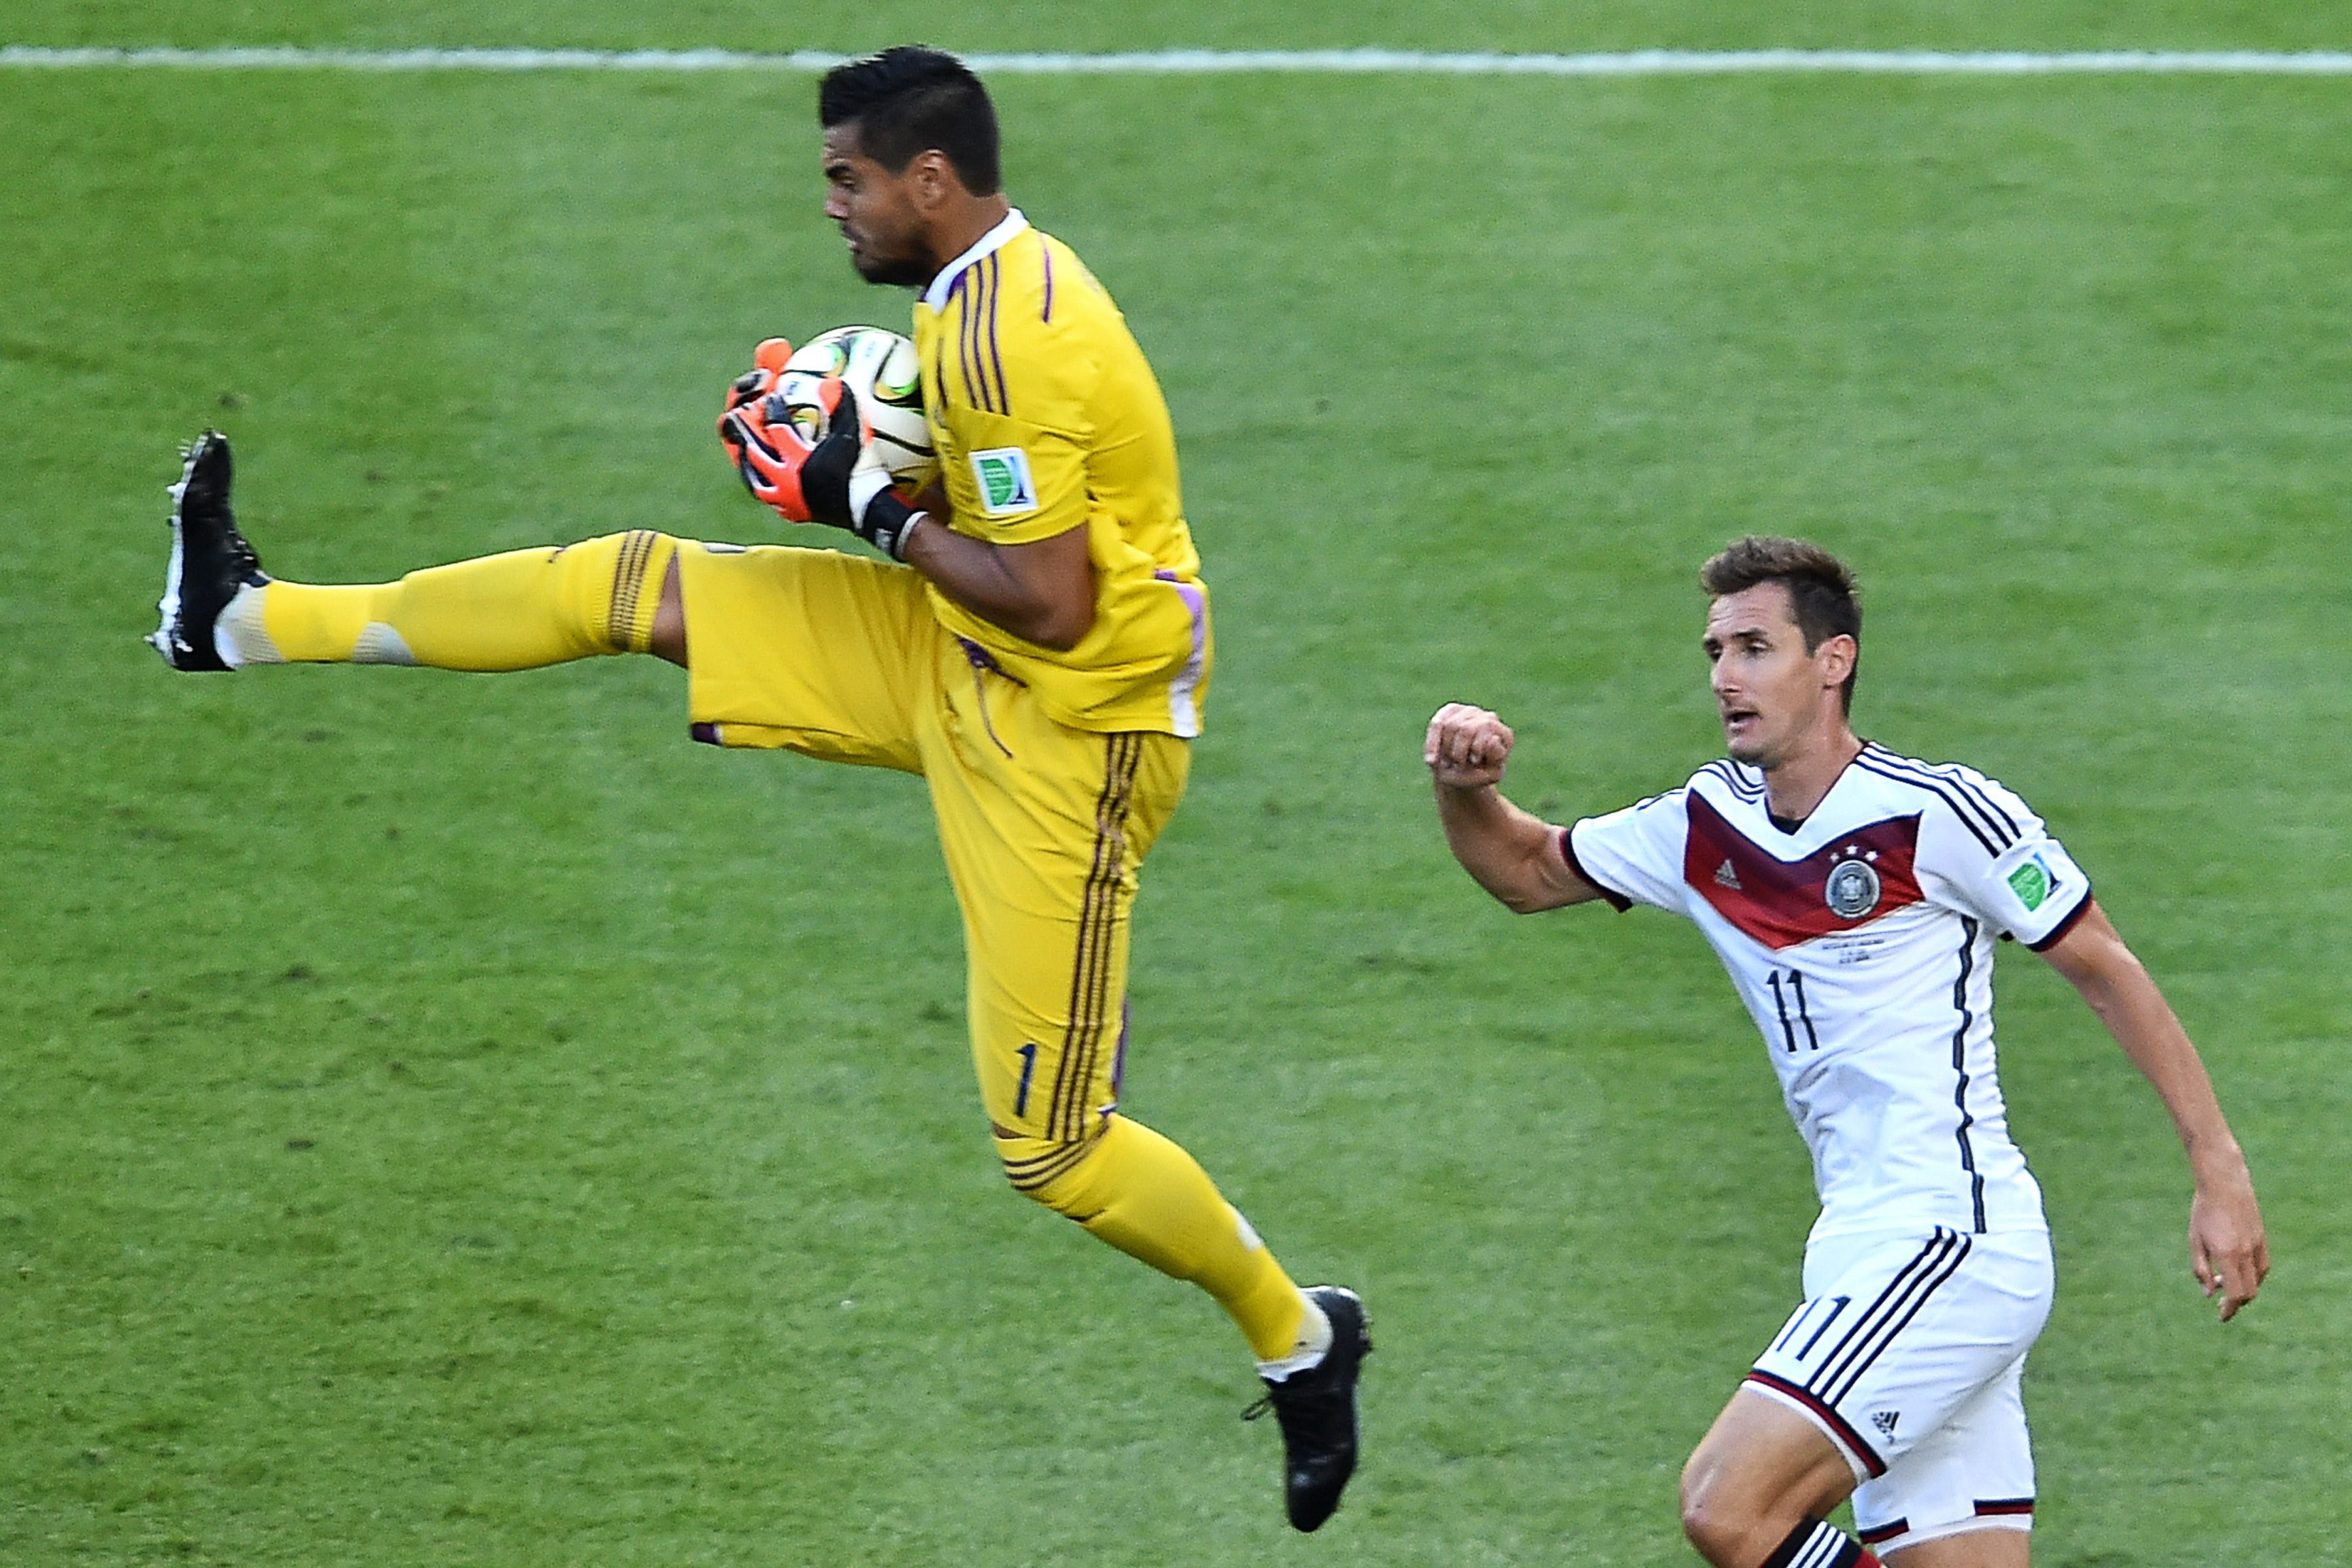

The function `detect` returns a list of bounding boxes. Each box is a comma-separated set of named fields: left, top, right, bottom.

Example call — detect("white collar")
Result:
left=922, top=208, right=1029, bottom=310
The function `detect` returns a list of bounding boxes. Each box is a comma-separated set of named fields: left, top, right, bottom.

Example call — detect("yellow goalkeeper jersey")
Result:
left=910, top=211, right=1211, bottom=738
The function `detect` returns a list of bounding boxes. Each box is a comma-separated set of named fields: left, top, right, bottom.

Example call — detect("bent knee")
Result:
left=994, top=1131, right=1104, bottom=1215
left=1678, top=1457, right=1770, bottom=1566
left=1676, top=1488, right=1747, bottom=1565
left=559, top=530, right=679, bottom=655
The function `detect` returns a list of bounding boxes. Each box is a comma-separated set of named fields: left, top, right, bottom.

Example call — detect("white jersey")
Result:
left=1566, top=743, right=2093, bottom=1245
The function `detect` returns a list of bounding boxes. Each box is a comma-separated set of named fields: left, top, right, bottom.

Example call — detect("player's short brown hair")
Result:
left=1700, top=536, right=1863, bottom=712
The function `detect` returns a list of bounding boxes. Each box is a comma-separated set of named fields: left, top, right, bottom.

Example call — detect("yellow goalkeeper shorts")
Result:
left=675, top=540, right=1188, bottom=1144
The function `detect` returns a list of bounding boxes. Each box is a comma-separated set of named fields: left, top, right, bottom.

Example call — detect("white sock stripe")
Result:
left=7, top=46, right=2352, bottom=76
left=1797, top=1522, right=1849, bottom=1568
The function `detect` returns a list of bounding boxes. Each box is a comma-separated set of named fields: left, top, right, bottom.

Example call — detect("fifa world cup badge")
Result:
left=970, top=447, right=1039, bottom=515
left=1825, top=856, right=1883, bottom=921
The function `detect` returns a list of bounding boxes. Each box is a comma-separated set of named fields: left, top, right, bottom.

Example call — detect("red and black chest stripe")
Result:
left=1683, top=794, right=1924, bottom=950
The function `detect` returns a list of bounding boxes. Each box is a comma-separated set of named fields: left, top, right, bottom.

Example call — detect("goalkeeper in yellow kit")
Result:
left=145, top=45, right=1366, bottom=1532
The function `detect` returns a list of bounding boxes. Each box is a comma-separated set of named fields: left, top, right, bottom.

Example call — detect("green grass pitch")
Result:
left=3, top=4, right=2349, bottom=1563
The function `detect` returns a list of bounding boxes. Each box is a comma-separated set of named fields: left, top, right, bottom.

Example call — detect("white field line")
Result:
left=3, top=46, right=2351, bottom=76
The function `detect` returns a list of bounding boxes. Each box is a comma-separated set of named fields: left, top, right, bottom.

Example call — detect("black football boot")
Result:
left=148, top=431, right=267, bottom=671
left=1245, top=1284, right=1371, bottom=1532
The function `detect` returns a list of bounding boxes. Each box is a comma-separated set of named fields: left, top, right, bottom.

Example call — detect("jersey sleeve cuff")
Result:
left=2024, top=886, right=2094, bottom=952
left=1559, top=825, right=1633, bottom=912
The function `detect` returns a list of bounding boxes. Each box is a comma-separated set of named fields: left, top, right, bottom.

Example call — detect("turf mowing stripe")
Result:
left=4, top=46, right=2352, bottom=75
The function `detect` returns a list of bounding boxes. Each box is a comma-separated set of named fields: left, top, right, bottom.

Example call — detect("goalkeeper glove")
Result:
left=792, top=383, right=926, bottom=561
left=717, top=337, right=818, bottom=517
left=723, top=336, right=795, bottom=412
left=717, top=374, right=825, bottom=523
left=715, top=348, right=925, bottom=560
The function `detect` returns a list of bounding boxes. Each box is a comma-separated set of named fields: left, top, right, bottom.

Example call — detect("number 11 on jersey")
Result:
left=1765, top=970, right=1821, bottom=1053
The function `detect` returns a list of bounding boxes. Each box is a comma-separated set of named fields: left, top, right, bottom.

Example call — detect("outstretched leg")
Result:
left=150, top=431, right=676, bottom=674
left=248, top=529, right=676, bottom=669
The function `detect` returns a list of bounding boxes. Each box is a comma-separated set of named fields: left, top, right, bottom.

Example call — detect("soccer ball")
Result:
left=766, top=326, right=938, bottom=497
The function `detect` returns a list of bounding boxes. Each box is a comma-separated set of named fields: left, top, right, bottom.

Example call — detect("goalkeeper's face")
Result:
left=822, top=124, right=933, bottom=287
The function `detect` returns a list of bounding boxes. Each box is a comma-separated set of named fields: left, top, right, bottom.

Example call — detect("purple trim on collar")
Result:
left=920, top=208, right=1028, bottom=312
left=1041, top=243, right=1055, bottom=323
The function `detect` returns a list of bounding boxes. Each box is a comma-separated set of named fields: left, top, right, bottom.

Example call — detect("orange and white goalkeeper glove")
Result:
left=723, top=336, right=795, bottom=412
left=717, top=342, right=925, bottom=558
left=717, top=337, right=821, bottom=522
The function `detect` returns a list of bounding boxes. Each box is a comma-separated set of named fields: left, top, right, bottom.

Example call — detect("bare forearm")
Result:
left=1424, top=702, right=1597, bottom=913
left=900, top=517, right=1092, bottom=651
left=2072, top=953, right=2242, bottom=1173
left=1436, top=781, right=1574, bottom=913
left=2043, top=900, right=2268, bottom=1316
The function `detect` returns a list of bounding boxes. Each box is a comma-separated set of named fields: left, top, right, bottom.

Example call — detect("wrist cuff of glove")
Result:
left=854, top=489, right=924, bottom=561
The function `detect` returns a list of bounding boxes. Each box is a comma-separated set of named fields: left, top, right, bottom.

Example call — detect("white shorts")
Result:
left=1745, top=1226, right=2053, bottom=1555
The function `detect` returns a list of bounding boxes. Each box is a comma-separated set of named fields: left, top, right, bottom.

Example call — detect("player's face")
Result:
left=1703, top=583, right=1843, bottom=769
left=821, top=124, right=932, bottom=286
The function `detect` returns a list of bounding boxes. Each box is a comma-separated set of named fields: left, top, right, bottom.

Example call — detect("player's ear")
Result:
left=909, top=148, right=956, bottom=208
left=1817, top=633, right=1858, bottom=688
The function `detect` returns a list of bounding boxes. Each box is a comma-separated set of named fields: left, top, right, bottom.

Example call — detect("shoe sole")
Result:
left=146, top=438, right=206, bottom=664
left=148, top=433, right=246, bottom=671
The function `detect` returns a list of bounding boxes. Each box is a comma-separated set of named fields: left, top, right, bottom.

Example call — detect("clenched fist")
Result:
left=1425, top=703, right=1515, bottom=790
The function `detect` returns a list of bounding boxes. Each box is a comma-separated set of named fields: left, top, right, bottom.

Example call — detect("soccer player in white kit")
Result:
left=1425, top=538, right=2268, bottom=1567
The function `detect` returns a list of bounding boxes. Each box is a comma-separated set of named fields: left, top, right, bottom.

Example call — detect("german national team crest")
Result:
left=1825, top=857, right=1883, bottom=920
left=1684, top=798, right=1922, bottom=949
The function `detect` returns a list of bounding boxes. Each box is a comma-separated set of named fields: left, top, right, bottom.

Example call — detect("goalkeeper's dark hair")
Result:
left=1700, top=536, right=1863, bottom=713
left=819, top=46, right=1002, bottom=195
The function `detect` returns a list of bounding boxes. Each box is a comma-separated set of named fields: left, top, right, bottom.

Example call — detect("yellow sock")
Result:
left=244, top=532, right=674, bottom=669
left=1017, top=1115, right=1308, bottom=1362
